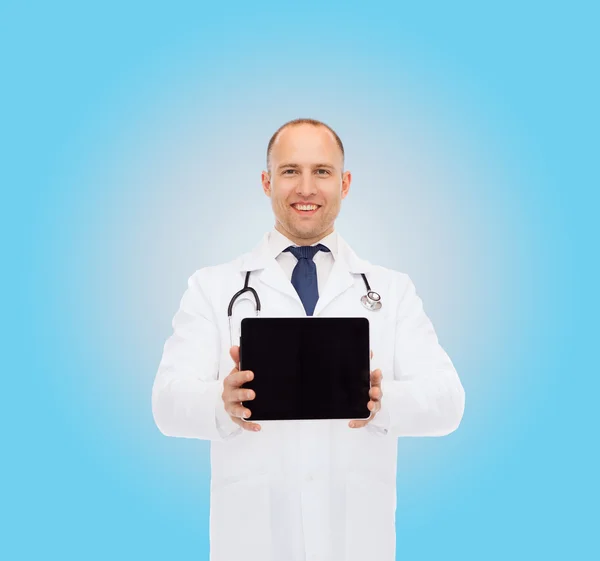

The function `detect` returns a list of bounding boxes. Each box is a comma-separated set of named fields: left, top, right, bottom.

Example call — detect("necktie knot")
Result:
left=283, top=243, right=330, bottom=261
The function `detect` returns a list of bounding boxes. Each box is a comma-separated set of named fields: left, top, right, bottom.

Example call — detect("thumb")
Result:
left=229, top=345, right=240, bottom=368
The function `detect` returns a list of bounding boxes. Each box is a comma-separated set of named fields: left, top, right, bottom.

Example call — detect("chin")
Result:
left=297, top=227, right=323, bottom=239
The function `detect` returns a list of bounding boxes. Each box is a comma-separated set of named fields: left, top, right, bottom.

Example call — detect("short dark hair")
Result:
left=266, top=118, right=345, bottom=171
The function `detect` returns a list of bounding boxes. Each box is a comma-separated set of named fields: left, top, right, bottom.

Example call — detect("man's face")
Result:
left=261, top=124, right=351, bottom=245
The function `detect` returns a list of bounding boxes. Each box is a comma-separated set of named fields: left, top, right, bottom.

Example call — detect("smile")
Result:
left=291, top=203, right=321, bottom=214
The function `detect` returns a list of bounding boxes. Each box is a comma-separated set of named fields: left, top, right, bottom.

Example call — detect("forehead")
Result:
left=271, top=124, right=342, bottom=166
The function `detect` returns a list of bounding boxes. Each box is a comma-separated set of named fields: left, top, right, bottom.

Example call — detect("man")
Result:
left=152, top=118, right=465, bottom=561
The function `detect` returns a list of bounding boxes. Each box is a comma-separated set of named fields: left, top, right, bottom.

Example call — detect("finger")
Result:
left=232, top=388, right=255, bottom=402
left=224, top=370, right=254, bottom=389
left=349, top=419, right=370, bottom=429
left=369, top=386, right=382, bottom=401
left=367, top=400, right=381, bottom=412
left=230, top=416, right=262, bottom=432
left=370, top=368, right=382, bottom=386
left=370, top=349, right=373, bottom=360
left=349, top=405, right=378, bottom=427
left=228, top=402, right=253, bottom=420
left=229, top=345, right=240, bottom=367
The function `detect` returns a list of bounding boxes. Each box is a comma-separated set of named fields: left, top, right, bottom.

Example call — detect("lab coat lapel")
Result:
left=238, top=232, right=302, bottom=307
left=259, top=263, right=302, bottom=305
left=312, top=256, right=354, bottom=316
left=313, top=234, right=372, bottom=316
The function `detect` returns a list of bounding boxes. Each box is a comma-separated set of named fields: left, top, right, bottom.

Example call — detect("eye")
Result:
left=315, top=169, right=330, bottom=176
left=283, top=169, right=297, bottom=175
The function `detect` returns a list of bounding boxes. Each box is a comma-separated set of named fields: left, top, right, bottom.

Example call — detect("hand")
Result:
left=221, top=346, right=261, bottom=432
left=349, top=350, right=382, bottom=429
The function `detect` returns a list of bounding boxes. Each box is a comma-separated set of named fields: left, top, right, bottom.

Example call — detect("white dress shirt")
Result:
left=268, top=228, right=338, bottom=297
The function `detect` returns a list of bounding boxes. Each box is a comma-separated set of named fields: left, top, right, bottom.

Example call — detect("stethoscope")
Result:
left=228, top=271, right=382, bottom=346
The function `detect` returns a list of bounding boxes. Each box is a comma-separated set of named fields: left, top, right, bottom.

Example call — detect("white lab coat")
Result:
left=152, top=232, right=465, bottom=561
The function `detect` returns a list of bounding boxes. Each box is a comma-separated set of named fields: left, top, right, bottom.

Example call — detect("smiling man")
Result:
left=263, top=119, right=350, bottom=247
left=152, top=118, right=465, bottom=561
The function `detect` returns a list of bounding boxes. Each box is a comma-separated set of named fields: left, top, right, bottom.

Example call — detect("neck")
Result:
left=275, top=223, right=334, bottom=246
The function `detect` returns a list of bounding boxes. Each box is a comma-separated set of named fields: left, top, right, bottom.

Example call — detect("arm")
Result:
left=368, top=273, right=465, bottom=437
left=152, top=269, right=241, bottom=441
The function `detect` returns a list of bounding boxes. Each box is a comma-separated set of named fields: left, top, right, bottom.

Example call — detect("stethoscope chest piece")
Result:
left=361, top=291, right=382, bottom=311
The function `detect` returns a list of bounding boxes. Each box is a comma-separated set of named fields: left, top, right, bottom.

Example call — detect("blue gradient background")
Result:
left=3, top=1, right=598, bottom=559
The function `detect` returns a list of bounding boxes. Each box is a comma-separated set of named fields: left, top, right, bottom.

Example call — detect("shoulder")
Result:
left=365, top=264, right=416, bottom=304
left=367, top=263, right=412, bottom=286
left=339, top=235, right=412, bottom=292
left=185, top=254, right=245, bottom=292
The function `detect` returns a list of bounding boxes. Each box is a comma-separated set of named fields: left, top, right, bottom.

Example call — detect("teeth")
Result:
left=294, top=204, right=318, bottom=211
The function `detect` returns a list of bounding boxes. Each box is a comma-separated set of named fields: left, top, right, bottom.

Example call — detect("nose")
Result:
left=296, top=173, right=317, bottom=198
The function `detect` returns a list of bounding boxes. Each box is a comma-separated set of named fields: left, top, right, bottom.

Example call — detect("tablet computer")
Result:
left=238, top=317, right=371, bottom=421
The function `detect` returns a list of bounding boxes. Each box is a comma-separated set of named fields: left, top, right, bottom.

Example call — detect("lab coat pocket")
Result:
left=209, top=473, right=273, bottom=561
left=345, top=471, right=396, bottom=561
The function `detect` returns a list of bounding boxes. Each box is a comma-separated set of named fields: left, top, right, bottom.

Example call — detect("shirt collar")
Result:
left=268, top=228, right=339, bottom=259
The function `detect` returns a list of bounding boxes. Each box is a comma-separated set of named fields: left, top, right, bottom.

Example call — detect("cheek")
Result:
left=321, top=181, right=342, bottom=200
left=278, top=184, right=299, bottom=204
left=321, top=192, right=340, bottom=209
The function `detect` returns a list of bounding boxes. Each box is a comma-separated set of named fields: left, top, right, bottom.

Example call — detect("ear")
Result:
left=261, top=170, right=271, bottom=197
left=341, top=171, right=352, bottom=199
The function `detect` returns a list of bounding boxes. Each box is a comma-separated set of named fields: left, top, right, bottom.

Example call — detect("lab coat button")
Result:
left=305, top=473, right=314, bottom=482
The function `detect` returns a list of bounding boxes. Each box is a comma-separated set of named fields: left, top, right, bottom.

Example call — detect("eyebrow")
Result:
left=277, top=163, right=336, bottom=170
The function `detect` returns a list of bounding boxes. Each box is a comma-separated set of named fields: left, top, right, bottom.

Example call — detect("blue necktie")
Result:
left=283, top=244, right=331, bottom=316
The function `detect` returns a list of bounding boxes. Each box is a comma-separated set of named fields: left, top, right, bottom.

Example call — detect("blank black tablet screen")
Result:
left=239, top=317, right=370, bottom=421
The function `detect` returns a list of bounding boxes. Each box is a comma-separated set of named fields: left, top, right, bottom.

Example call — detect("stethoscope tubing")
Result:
left=227, top=271, right=381, bottom=346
